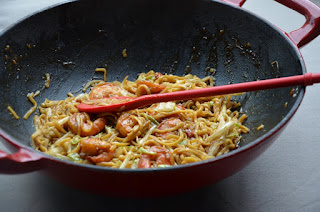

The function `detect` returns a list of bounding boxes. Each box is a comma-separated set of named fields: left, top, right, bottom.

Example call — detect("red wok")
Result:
left=0, top=0, right=319, bottom=196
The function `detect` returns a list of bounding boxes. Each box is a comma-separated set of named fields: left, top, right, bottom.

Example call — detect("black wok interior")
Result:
left=0, top=0, right=304, bottom=151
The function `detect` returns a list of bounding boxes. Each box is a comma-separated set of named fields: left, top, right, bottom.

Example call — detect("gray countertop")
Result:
left=1, top=0, right=320, bottom=211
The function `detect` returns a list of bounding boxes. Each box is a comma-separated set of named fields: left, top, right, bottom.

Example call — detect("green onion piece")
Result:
left=56, top=154, right=69, bottom=160
left=145, top=75, right=155, bottom=81
left=131, top=159, right=139, bottom=169
left=71, top=136, right=81, bottom=145
left=179, top=140, right=187, bottom=145
left=138, top=73, right=155, bottom=81
left=68, top=153, right=80, bottom=161
left=227, top=132, right=239, bottom=138
left=95, top=132, right=103, bottom=139
left=235, top=123, right=241, bottom=127
left=141, top=113, right=159, bottom=125
left=137, top=75, right=146, bottom=81
left=209, top=101, right=214, bottom=109
left=105, top=126, right=114, bottom=134
left=148, top=115, right=159, bottom=125
left=139, top=147, right=156, bottom=155
left=115, top=160, right=122, bottom=168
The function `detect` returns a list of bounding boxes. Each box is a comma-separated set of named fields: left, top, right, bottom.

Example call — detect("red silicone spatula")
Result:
left=77, top=73, right=320, bottom=113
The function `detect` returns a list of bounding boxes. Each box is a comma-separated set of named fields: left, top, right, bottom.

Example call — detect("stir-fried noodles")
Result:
left=32, top=70, right=249, bottom=169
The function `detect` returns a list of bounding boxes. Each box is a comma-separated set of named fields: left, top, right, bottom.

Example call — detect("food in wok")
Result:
left=31, top=70, right=249, bottom=169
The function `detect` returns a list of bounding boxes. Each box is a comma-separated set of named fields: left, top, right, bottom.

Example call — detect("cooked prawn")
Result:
left=138, top=146, right=174, bottom=168
left=155, top=117, right=182, bottom=139
left=68, top=112, right=106, bottom=136
left=183, top=123, right=195, bottom=138
left=87, top=151, right=115, bottom=164
left=80, top=138, right=115, bottom=163
left=80, top=138, right=111, bottom=156
left=136, top=80, right=166, bottom=94
left=153, top=106, right=195, bottom=138
left=89, top=82, right=126, bottom=99
left=116, top=113, right=139, bottom=137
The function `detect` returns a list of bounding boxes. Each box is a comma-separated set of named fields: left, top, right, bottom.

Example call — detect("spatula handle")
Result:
left=78, top=73, right=320, bottom=113
left=140, top=73, right=320, bottom=104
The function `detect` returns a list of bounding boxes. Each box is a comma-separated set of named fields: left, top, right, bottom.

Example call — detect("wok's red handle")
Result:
left=275, top=0, right=320, bottom=48
left=219, top=0, right=246, bottom=7
left=222, top=0, right=320, bottom=48
left=0, top=136, right=44, bottom=174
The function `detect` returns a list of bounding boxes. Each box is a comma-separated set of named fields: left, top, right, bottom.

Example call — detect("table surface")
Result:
left=1, top=0, right=320, bottom=211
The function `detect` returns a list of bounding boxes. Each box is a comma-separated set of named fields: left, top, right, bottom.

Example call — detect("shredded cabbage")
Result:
left=71, top=135, right=82, bottom=145
left=68, top=153, right=80, bottom=161
left=154, top=102, right=176, bottom=112
left=206, top=121, right=235, bottom=143
left=119, top=151, right=132, bottom=169
left=158, top=164, right=171, bottom=168
left=139, top=147, right=156, bottom=155
left=138, top=125, right=157, bottom=145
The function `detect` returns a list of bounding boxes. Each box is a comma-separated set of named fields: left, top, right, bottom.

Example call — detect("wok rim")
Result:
left=0, top=0, right=307, bottom=173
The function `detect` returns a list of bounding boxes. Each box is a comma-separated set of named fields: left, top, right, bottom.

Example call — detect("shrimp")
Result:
left=154, top=117, right=182, bottom=139
left=87, top=151, right=115, bottom=164
left=136, top=80, right=166, bottom=94
left=116, top=113, right=139, bottom=137
left=80, top=138, right=111, bottom=156
left=151, top=105, right=193, bottom=138
left=80, top=138, right=115, bottom=163
left=183, top=123, right=195, bottom=138
left=68, top=112, right=106, bottom=136
left=138, top=146, right=174, bottom=168
left=89, top=83, right=126, bottom=99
